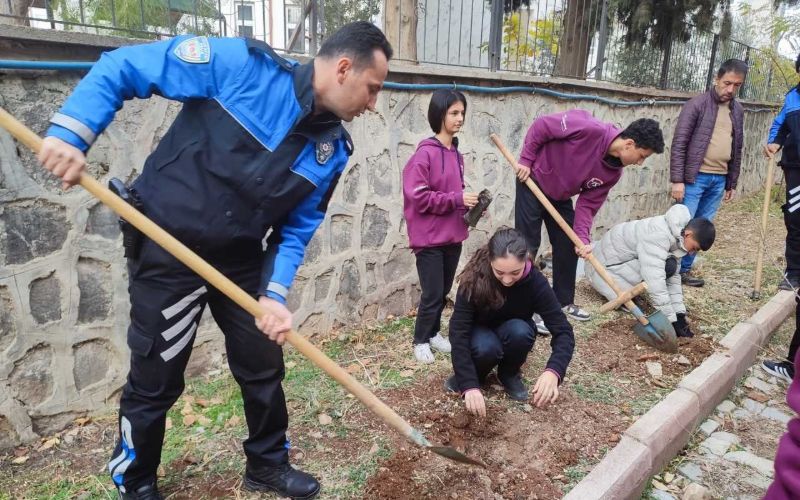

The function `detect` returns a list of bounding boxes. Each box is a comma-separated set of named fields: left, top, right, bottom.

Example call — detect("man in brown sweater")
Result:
left=670, top=58, right=747, bottom=287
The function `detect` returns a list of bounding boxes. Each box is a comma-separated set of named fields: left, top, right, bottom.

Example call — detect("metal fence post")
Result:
left=594, top=0, right=609, bottom=81
left=488, top=0, right=503, bottom=71
left=705, top=33, right=719, bottom=91
left=740, top=46, right=751, bottom=98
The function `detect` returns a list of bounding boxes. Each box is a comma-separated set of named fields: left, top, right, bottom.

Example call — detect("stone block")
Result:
left=72, top=338, right=113, bottom=391
left=329, top=215, right=353, bottom=255
left=746, top=293, right=797, bottom=343
left=716, top=400, right=736, bottom=414
left=341, top=163, right=361, bottom=205
left=29, top=271, right=62, bottom=324
left=361, top=205, right=389, bottom=249
left=85, top=202, right=120, bottom=239
left=624, top=388, right=699, bottom=472
left=699, top=431, right=740, bottom=456
left=383, top=245, right=414, bottom=284
left=366, top=150, right=393, bottom=197
left=761, top=407, right=792, bottom=424
left=723, top=450, right=774, bottom=478
left=336, top=259, right=361, bottom=318
left=678, top=352, right=737, bottom=417
left=0, top=200, right=69, bottom=265
left=0, top=286, right=17, bottom=352
left=677, top=462, right=703, bottom=482
left=719, top=322, right=760, bottom=377
left=563, top=436, right=651, bottom=500
left=742, top=398, right=766, bottom=414
left=31, top=410, right=85, bottom=437
left=77, top=257, right=112, bottom=323
left=744, top=376, right=776, bottom=394
left=699, top=419, right=719, bottom=436
left=9, top=343, right=54, bottom=407
left=314, top=268, right=334, bottom=302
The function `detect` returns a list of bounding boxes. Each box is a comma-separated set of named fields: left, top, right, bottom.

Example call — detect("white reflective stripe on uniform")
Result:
left=50, top=112, right=98, bottom=146
left=160, top=323, right=198, bottom=362
left=790, top=184, right=800, bottom=196
left=161, top=286, right=207, bottom=319
left=161, top=304, right=202, bottom=341
left=790, top=202, right=800, bottom=213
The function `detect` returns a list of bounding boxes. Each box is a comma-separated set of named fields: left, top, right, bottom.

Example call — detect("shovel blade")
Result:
left=427, top=445, right=487, bottom=468
left=633, top=311, right=678, bottom=353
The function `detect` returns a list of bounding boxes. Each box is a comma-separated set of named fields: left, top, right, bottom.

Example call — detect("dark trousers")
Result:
left=109, top=241, right=288, bottom=492
left=787, top=297, right=800, bottom=365
left=413, top=243, right=462, bottom=344
left=783, top=167, right=800, bottom=280
left=470, top=319, right=536, bottom=381
left=515, top=181, right=578, bottom=306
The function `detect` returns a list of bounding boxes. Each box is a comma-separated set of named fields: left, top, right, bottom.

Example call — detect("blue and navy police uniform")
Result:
left=46, top=35, right=352, bottom=492
left=768, top=84, right=800, bottom=283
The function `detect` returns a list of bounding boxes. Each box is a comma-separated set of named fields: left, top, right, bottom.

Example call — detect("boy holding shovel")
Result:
left=513, top=110, right=665, bottom=332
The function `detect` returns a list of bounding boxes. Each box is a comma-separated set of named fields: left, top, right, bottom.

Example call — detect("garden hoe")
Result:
left=750, top=156, right=776, bottom=300
left=489, top=133, right=678, bottom=353
left=0, top=106, right=485, bottom=469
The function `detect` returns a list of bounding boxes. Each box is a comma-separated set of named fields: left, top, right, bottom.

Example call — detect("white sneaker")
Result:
left=533, top=314, right=550, bottom=335
left=414, top=343, right=435, bottom=364
left=429, top=332, right=452, bottom=353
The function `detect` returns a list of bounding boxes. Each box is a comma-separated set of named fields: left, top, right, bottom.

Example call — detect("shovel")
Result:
left=750, top=157, right=776, bottom=300
left=0, top=106, right=485, bottom=468
left=489, top=133, right=678, bottom=353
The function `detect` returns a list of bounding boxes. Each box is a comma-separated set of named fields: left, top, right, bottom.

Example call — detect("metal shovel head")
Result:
left=427, top=445, right=487, bottom=468
left=633, top=311, right=678, bottom=353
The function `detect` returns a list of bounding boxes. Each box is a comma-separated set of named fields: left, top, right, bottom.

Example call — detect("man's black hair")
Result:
left=427, top=89, right=467, bottom=133
left=717, top=58, right=749, bottom=79
left=685, top=217, right=716, bottom=251
left=317, top=21, right=393, bottom=68
left=619, top=118, right=665, bottom=154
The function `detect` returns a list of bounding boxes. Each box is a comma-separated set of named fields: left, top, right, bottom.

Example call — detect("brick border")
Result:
left=564, top=290, right=797, bottom=500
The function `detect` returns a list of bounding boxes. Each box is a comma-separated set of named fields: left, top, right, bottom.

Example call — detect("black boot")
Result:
left=498, top=373, right=529, bottom=401
left=118, top=482, right=163, bottom=500
left=680, top=273, right=705, bottom=287
left=779, top=275, right=800, bottom=291
left=244, top=463, right=320, bottom=499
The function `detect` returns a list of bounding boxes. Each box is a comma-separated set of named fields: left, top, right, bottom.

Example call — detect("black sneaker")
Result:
left=498, top=373, right=529, bottom=401
left=444, top=375, right=459, bottom=393
left=244, top=463, right=320, bottom=499
left=680, top=273, right=705, bottom=287
left=118, top=483, right=163, bottom=500
left=762, top=360, right=795, bottom=383
left=778, top=276, right=800, bottom=291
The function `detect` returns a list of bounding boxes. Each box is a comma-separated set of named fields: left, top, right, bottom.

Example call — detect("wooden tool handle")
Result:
left=0, top=106, right=421, bottom=445
left=752, top=157, right=776, bottom=295
left=489, top=133, right=649, bottom=325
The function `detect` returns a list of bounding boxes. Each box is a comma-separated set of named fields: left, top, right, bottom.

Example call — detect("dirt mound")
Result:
left=363, top=378, right=625, bottom=499
left=585, top=317, right=717, bottom=379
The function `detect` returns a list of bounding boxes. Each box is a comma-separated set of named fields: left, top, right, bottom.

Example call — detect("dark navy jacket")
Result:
left=46, top=35, right=353, bottom=304
left=769, top=85, right=800, bottom=168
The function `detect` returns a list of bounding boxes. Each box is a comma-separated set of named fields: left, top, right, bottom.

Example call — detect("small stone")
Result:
left=678, top=462, right=703, bottom=482
left=723, top=451, right=774, bottom=478
left=732, top=408, right=753, bottom=420
left=742, top=398, right=766, bottom=414
left=650, top=489, right=676, bottom=500
left=747, top=391, right=770, bottom=403
left=744, top=376, right=775, bottom=394
left=716, top=400, right=736, bottom=414
left=522, top=404, right=533, bottom=413
left=761, top=407, right=792, bottom=424
left=677, top=355, right=691, bottom=366
left=699, top=432, right=740, bottom=456
left=682, top=482, right=712, bottom=500
left=646, top=361, right=663, bottom=379
left=699, top=419, right=719, bottom=436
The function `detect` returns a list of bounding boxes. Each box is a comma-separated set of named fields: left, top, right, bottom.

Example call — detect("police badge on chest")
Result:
left=316, top=141, right=334, bottom=165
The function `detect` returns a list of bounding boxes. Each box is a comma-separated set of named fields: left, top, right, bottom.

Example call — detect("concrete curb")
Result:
left=564, top=290, right=796, bottom=500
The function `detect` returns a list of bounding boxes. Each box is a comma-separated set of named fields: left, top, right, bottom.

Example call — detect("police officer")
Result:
left=38, top=22, right=392, bottom=500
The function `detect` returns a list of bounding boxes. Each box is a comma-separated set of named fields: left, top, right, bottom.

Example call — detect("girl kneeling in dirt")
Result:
left=402, top=89, right=479, bottom=364
left=445, top=228, right=575, bottom=416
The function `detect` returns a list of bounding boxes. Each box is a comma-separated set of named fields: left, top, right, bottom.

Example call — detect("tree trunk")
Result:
left=554, top=0, right=592, bottom=79
left=0, top=0, right=33, bottom=26
left=384, top=0, right=417, bottom=62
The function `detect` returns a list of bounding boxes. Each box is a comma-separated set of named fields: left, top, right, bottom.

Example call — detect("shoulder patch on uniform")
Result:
left=316, top=141, right=334, bottom=165
left=174, top=37, right=211, bottom=64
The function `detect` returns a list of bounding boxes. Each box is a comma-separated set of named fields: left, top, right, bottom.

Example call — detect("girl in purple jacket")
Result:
left=402, top=89, right=478, bottom=364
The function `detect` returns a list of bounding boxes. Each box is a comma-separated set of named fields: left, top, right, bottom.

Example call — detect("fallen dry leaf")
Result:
left=285, top=361, right=297, bottom=369
left=345, top=363, right=361, bottom=374
left=74, top=417, right=92, bottom=426
left=38, top=437, right=60, bottom=451
left=181, top=402, right=194, bottom=416
left=748, top=391, right=769, bottom=403
left=652, top=479, right=668, bottom=490
left=165, top=417, right=173, bottom=430
left=399, top=369, right=415, bottom=377
left=225, top=415, right=242, bottom=428
left=197, top=416, right=211, bottom=426
left=637, top=353, right=659, bottom=362
left=183, top=415, right=197, bottom=426
left=318, top=414, right=333, bottom=426
left=11, top=456, right=29, bottom=465
left=195, top=398, right=209, bottom=408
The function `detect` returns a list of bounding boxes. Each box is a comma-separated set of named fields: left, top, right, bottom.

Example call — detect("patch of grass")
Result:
left=629, top=388, right=670, bottom=416
left=29, top=475, right=114, bottom=499
left=562, top=458, right=594, bottom=492
left=731, top=187, right=785, bottom=217
left=571, top=372, right=620, bottom=404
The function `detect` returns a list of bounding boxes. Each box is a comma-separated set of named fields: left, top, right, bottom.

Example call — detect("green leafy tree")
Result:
left=323, top=0, right=379, bottom=35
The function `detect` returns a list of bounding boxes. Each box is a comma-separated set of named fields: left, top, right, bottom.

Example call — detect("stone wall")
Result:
left=0, top=53, right=780, bottom=448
